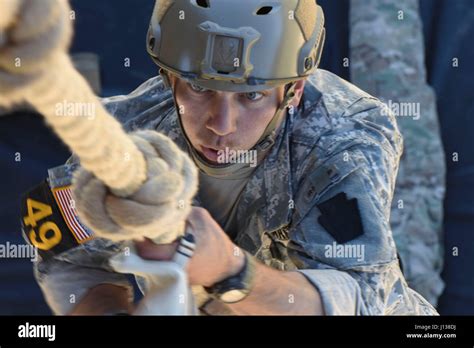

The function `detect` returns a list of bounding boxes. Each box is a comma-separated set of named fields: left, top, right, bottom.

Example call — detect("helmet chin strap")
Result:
left=253, top=82, right=297, bottom=153
left=161, top=69, right=297, bottom=176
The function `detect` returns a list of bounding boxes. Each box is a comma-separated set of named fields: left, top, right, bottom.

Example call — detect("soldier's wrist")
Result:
left=222, top=247, right=246, bottom=283
left=204, top=250, right=256, bottom=304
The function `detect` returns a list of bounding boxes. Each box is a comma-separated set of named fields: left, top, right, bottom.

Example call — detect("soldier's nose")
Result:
left=206, top=97, right=237, bottom=136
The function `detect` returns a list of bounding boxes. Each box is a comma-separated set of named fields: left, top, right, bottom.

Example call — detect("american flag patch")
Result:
left=52, top=186, right=94, bottom=243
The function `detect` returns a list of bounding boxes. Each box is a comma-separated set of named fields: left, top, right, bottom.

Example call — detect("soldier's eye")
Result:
left=188, top=83, right=209, bottom=93
left=245, top=91, right=264, bottom=101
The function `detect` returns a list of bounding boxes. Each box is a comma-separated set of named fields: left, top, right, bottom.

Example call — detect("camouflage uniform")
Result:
left=29, top=69, right=438, bottom=315
left=350, top=0, right=446, bottom=305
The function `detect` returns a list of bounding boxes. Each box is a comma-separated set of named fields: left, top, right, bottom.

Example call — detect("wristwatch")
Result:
left=204, top=250, right=256, bottom=304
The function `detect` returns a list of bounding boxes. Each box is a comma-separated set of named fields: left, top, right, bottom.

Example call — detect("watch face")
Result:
left=220, top=289, right=248, bottom=303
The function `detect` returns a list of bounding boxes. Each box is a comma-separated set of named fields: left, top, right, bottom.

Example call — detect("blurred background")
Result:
left=0, top=0, right=472, bottom=315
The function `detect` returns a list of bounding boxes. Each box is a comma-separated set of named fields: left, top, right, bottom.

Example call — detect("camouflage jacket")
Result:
left=29, top=69, right=438, bottom=315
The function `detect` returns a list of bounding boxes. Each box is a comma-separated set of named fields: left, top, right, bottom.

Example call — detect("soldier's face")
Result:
left=171, top=76, right=288, bottom=164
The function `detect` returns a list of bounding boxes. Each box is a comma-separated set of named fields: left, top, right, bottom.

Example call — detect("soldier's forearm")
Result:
left=68, top=284, right=132, bottom=316
left=226, top=262, right=325, bottom=315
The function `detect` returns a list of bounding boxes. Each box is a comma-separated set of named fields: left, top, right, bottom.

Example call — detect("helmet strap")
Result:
left=253, top=82, right=297, bottom=153
left=159, top=68, right=172, bottom=89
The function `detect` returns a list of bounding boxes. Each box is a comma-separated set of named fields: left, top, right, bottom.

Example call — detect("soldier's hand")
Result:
left=134, top=207, right=245, bottom=287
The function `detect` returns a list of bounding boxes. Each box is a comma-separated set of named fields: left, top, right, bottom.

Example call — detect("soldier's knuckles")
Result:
left=189, top=206, right=210, bottom=220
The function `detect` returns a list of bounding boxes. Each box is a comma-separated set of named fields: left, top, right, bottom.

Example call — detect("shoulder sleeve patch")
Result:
left=21, top=180, right=94, bottom=261
left=317, top=192, right=364, bottom=243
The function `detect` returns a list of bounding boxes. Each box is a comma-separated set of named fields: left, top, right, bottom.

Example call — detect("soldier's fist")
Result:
left=134, top=207, right=245, bottom=287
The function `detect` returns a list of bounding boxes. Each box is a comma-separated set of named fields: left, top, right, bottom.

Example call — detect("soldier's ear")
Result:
left=290, top=79, right=306, bottom=109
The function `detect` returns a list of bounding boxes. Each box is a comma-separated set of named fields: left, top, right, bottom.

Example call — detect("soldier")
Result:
left=23, top=0, right=437, bottom=315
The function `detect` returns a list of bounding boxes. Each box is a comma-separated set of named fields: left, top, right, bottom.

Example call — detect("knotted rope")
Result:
left=0, top=0, right=198, bottom=244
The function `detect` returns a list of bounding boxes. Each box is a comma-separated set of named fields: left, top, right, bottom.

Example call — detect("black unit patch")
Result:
left=317, top=192, right=364, bottom=243
left=20, top=180, right=93, bottom=261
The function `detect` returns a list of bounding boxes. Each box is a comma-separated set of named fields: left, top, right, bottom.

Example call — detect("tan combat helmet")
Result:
left=147, top=0, right=326, bottom=93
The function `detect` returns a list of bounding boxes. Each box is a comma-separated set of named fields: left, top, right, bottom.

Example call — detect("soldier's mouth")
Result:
left=200, top=145, right=220, bottom=163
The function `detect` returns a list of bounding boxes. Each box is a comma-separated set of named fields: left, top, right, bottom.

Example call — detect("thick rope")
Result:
left=74, top=130, right=198, bottom=243
left=0, top=0, right=146, bottom=197
left=0, top=0, right=198, bottom=244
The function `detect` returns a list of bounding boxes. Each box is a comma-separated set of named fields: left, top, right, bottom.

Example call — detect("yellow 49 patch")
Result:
left=21, top=181, right=94, bottom=261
